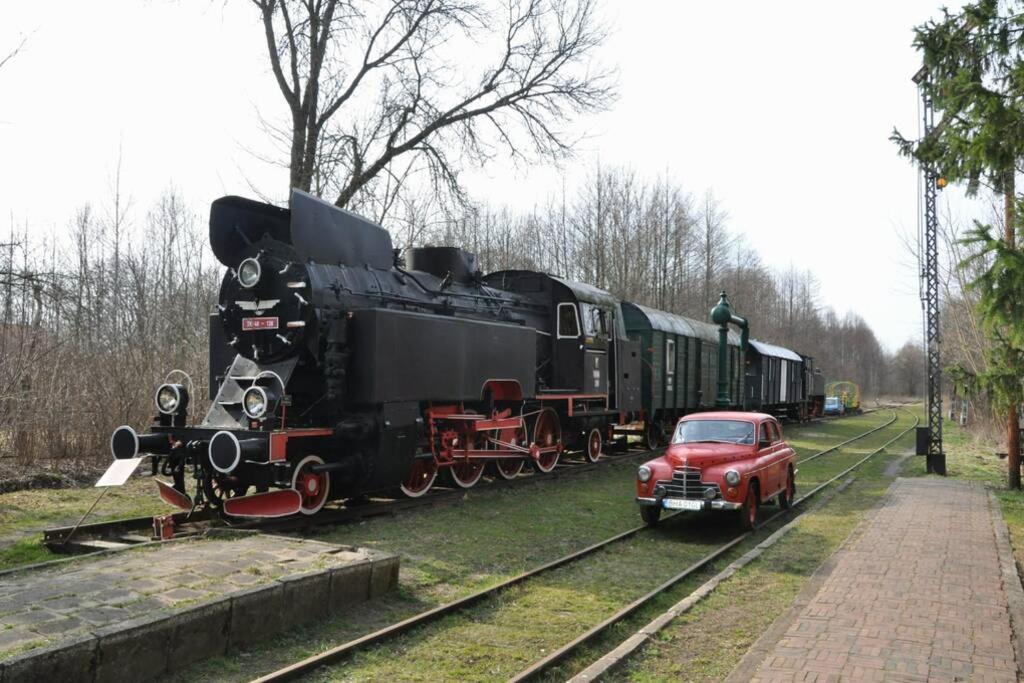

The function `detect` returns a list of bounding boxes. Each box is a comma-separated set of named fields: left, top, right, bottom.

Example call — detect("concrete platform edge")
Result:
left=0, top=548, right=399, bottom=683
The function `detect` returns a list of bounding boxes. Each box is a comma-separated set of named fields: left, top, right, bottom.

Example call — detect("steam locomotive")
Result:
left=105, top=190, right=824, bottom=517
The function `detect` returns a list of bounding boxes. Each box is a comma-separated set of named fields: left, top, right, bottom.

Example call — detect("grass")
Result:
left=0, top=475, right=169, bottom=569
left=0, top=538, right=56, bottom=571
left=163, top=410, right=907, bottom=682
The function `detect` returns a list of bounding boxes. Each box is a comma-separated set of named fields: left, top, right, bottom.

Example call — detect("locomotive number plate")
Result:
left=242, top=316, right=279, bottom=331
left=663, top=498, right=703, bottom=511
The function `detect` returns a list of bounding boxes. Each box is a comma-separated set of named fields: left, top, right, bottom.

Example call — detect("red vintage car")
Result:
left=635, top=412, right=796, bottom=529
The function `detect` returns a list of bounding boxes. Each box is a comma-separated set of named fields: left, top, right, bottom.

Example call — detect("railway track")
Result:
left=41, top=409, right=888, bottom=554
left=246, top=409, right=910, bottom=683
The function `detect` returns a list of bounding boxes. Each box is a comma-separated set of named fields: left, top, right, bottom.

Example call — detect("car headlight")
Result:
left=638, top=465, right=652, bottom=483
left=238, top=257, right=262, bottom=289
left=243, top=386, right=269, bottom=419
left=725, top=469, right=741, bottom=486
left=155, top=383, right=188, bottom=415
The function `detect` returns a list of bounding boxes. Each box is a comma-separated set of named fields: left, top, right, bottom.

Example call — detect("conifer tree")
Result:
left=893, top=0, right=1024, bottom=488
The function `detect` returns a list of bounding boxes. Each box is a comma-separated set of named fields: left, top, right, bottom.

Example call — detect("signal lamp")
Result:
left=155, top=383, right=189, bottom=416
left=936, top=176, right=948, bottom=189
left=238, top=257, right=262, bottom=289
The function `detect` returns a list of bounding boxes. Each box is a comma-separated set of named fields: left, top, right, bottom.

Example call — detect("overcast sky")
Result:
left=0, top=1, right=977, bottom=352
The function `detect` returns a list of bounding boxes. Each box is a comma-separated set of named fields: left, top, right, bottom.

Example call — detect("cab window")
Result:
left=580, top=303, right=608, bottom=337
left=557, top=303, right=580, bottom=338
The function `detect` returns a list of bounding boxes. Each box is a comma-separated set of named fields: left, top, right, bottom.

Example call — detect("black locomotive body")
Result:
left=106, top=190, right=825, bottom=517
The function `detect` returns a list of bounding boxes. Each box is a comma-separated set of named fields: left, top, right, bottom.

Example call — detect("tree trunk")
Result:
left=1006, top=176, right=1021, bottom=489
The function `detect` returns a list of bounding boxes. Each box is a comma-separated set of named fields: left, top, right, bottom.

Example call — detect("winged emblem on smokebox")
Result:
left=235, top=299, right=280, bottom=315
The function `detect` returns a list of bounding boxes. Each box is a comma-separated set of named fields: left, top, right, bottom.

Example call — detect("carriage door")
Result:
left=554, top=302, right=583, bottom=390
left=580, top=303, right=609, bottom=394
left=665, top=337, right=676, bottom=403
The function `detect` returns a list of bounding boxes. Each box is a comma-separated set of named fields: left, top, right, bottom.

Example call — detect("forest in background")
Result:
left=0, top=164, right=924, bottom=465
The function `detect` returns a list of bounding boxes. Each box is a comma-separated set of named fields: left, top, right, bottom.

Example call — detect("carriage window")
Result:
left=557, top=303, right=580, bottom=338
left=666, top=338, right=676, bottom=375
left=580, top=303, right=608, bottom=337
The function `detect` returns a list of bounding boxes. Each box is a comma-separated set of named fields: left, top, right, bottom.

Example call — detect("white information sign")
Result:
left=95, top=457, right=144, bottom=487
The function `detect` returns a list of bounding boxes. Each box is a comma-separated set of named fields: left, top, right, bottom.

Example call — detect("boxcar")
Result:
left=621, top=302, right=742, bottom=445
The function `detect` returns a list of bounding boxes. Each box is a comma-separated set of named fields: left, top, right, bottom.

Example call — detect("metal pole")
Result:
left=914, top=66, right=946, bottom=475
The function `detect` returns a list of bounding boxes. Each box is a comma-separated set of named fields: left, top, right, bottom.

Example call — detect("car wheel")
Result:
left=779, top=466, right=795, bottom=510
left=641, top=505, right=662, bottom=526
left=739, top=481, right=759, bottom=530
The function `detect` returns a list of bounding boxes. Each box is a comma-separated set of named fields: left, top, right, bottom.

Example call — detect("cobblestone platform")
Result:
left=0, top=531, right=399, bottom=682
left=729, top=478, right=1024, bottom=683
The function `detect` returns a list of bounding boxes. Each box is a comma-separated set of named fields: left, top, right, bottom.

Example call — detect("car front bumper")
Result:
left=636, top=496, right=742, bottom=511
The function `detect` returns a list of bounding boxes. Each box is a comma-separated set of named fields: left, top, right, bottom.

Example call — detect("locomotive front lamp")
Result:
left=242, top=385, right=278, bottom=419
left=637, top=465, right=652, bottom=483
left=238, top=257, right=262, bottom=289
left=155, top=383, right=189, bottom=416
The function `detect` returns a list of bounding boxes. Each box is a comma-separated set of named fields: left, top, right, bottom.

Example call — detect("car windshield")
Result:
left=672, top=419, right=755, bottom=445
left=826, top=398, right=839, bottom=407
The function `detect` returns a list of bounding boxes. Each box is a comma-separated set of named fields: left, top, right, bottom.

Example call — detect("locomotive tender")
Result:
left=105, top=190, right=824, bottom=517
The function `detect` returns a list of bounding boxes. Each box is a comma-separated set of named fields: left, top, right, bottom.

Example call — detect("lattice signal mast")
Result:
left=913, top=65, right=946, bottom=475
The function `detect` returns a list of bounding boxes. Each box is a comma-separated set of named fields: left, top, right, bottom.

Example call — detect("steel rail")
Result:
left=508, top=409, right=920, bottom=683
left=247, top=410, right=905, bottom=683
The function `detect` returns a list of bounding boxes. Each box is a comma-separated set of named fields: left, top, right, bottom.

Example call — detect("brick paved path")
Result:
left=738, top=478, right=1022, bottom=682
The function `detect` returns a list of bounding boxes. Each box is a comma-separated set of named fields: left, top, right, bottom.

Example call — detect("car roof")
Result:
left=681, top=411, right=775, bottom=422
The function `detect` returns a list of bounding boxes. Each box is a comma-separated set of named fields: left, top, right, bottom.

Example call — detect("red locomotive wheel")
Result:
left=531, top=408, right=561, bottom=473
left=492, top=458, right=525, bottom=480
left=584, top=427, right=603, bottom=463
left=291, top=455, right=330, bottom=515
left=400, top=456, right=439, bottom=498
left=489, top=423, right=527, bottom=480
left=448, top=459, right=485, bottom=488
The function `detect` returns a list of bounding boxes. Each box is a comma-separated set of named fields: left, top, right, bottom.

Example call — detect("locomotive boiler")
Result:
left=109, top=190, right=565, bottom=516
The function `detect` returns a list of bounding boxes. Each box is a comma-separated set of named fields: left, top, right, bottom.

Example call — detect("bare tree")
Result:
left=252, top=0, right=614, bottom=212
left=0, top=35, right=26, bottom=73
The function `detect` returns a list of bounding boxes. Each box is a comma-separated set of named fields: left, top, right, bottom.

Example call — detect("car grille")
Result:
left=655, top=467, right=720, bottom=500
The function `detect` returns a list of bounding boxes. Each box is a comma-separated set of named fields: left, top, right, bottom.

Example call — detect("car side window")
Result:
left=557, top=303, right=580, bottom=338
left=769, top=422, right=781, bottom=443
left=759, top=423, right=770, bottom=447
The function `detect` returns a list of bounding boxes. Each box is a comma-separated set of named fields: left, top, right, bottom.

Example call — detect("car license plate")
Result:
left=242, top=316, right=279, bottom=331
left=662, top=498, right=703, bottom=511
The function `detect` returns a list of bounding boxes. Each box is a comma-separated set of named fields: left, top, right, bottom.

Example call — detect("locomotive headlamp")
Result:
left=242, top=385, right=278, bottom=419
left=638, top=465, right=652, bottom=483
left=238, top=257, right=262, bottom=289
left=725, top=469, right=741, bottom=487
left=155, top=383, right=189, bottom=416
